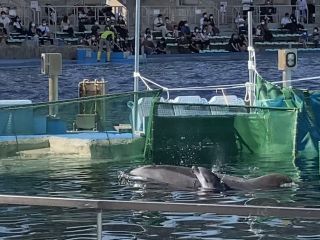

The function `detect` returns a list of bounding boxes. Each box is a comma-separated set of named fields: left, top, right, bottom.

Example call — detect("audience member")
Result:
left=115, top=15, right=128, bottom=39
left=172, top=25, right=180, bottom=39
left=165, top=17, right=174, bottom=32
left=78, top=9, right=88, bottom=24
left=91, top=21, right=100, bottom=37
left=153, top=14, right=168, bottom=38
left=260, top=0, right=275, bottom=23
left=281, top=13, right=291, bottom=28
left=28, top=22, right=37, bottom=36
left=208, top=14, right=220, bottom=35
left=144, top=28, right=153, bottom=40
left=260, top=20, right=273, bottom=41
left=178, top=35, right=190, bottom=53
left=87, top=7, right=95, bottom=24
left=200, top=12, right=208, bottom=30
left=38, top=19, right=50, bottom=37
left=0, top=11, right=10, bottom=32
left=296, top=0, right=308, bottom=23
left=142, top=35, right=155, bottom=55
left=0, top=22, right=7, bottom=44
left=60, top=15, right=74, bottom=37
left=200, top=27, right=210, bottom=49
left=156, top=37, right=167, bottom=54
left=239, top=34, right=248, bottom=51
left=13, top=16, right=25, bottom=34
left=189, top=37, right=200, bottom=53
left=180, top=21, right=191, bottom=37
left=227, top=33, right=241, bottom=52
left=312, top=27, right=319, bottom=48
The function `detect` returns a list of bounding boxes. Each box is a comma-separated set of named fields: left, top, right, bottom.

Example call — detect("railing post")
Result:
left=97, top=210, right=102, bottom=240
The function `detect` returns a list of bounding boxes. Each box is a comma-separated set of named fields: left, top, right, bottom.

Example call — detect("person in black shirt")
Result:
left=156, top=37, right=166, bottom=54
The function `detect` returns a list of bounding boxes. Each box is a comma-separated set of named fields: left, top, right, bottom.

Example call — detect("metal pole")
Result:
left=133, top=0, right=141, bottom=133
left=282, top=69, right=292, bottom=88
left=49, top=75, right=58, bottom=116
left=247, top=8, right=255, bottom=106
left=97, top=210, right=102, bottom=240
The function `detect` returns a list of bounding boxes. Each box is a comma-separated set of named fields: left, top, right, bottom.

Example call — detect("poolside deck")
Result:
left=0, top=132, right=144, bottom=159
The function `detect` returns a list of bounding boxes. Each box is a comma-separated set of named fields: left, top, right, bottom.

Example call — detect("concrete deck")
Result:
left=0, top=132, right=145, bottom=159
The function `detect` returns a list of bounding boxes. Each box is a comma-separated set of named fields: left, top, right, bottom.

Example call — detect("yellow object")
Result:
left=97, top=51, right=101, bottom=61
left=101, top=30, right=115, bottom=40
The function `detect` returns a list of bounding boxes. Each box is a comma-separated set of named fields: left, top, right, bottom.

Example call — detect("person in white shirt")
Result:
left=38, top=19, right=50, bottom=37
left=0, top=11, right=10, bottom=32
left=153, top=14, right=168, bottom=38
left=296, top=0, right=308, bottom=23
left=281, top=13, right=291, bottom=28
left=200, top=12, right=208, bottom=30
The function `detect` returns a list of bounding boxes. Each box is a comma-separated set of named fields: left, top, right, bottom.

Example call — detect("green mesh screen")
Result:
left=0, top=90, right=161, bottom=160
left=255, top=74, right=320, bottom=158
left=145, top=102, right=298, bottom=165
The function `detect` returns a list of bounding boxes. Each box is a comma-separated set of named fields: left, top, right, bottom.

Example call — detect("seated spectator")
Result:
left=78, top=9, right=88, bottom=24
left=13, top=16, right=25, bottom=34
left=260, top=0, right=275, bottom=23
left=255, top=25, right=264, bottom=40
left=144, top=28, right=153, bottom=40
left=156, top=37, right=166, bottom=54
left=142, top=35, right=155, bottom=55
left=200, top=12, right=208, bottom=30
left=193, top=27, right=202, bottom=48
left=0, top=23, right=7, bottom=45
left=178, top=20, right=185, bottom=31
left=115, top=15, right=128, bottom=39
left=200, top=27, right=210, bottom=49
left=312, top=27, right=319, bottom=48
left=172, top=25, right=180, bottom=39
left=178, top=35, right=190, bottom=54
left=60, top=15, right=74, bottom=37
left=0, top=11, right=10, bottom=33
left=226, top=33, right=241, bottom=52
left=37, top=19, right=50, bottom=37
left=235, top=14, right=247, bottom=35
left=28, top=22, right=37, bottom=36
left=208, top=14, right=220, bottom=35
left=87, top=7, right=95, bottom=24
left=281, top=13, right=291, bottom=28
left=153, top=14, right=168, bottom=38
left=260, top=20, right=273, bottom=41
left=165, top=17, right=174, bottom=32
left=91, top=21, right=100, bottom=37
left=287, top=14, right=304, bottom=34
left=180, top=21, right=191, bottom=37
left=189, top=37, right=200, bottom=53
left=239, top=34, right=248, bottom=51
left=100, top=6, right=115, bottom=24
left=78, top=22, right=86, bottom=32
left=299, top=30, right=308, bottom=48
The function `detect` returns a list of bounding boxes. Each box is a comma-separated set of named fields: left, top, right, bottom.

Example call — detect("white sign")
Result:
left=195, top=9, right=202, bottom=14
left=30, top=1, right=38, bottom=9
left=153, top=9, right=160, bottom=15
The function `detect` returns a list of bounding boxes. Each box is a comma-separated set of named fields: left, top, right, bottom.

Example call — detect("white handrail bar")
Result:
left=0, top=194, right=319, bottom=219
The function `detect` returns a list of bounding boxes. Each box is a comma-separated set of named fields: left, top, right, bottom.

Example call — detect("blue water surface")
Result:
left=0, top=53, right=320, bottom=239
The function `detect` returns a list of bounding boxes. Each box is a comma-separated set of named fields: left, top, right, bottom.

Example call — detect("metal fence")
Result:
left=0, top=194, right=319, bottom=240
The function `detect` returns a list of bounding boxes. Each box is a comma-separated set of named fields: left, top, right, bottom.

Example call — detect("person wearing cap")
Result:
left=97, top=26, right=115, bottom=62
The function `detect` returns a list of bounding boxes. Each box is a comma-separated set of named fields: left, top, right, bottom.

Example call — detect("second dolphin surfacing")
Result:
left=127, top=165, right=293, bottom=191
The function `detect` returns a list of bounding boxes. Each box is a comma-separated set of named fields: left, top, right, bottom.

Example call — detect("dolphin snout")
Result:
left=192, top=166, right=199, bottom=174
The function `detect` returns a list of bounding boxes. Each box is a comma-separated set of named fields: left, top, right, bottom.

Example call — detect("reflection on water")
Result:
left=0, top=154, right=318, bottom=239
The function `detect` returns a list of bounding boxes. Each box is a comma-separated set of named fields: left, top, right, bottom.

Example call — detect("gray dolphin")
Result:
left=192, top=166, right=293, bottom=190
left=128, top=165, right=200, bottom=189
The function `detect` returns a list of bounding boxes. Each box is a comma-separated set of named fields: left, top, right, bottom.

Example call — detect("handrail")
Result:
left=0, top=194, right=319, bottom=240
left=0, top=194, right=319, bottom=219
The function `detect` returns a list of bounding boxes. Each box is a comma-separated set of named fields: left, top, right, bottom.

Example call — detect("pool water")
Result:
left=0, top=52, right=320, bottom=239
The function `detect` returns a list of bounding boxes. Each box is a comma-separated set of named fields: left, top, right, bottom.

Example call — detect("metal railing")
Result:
left=0, top=194, right=319, bottom=240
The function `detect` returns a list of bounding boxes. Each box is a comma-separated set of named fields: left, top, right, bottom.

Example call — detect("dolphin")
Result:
left=192, top=166, right=293, bottom=190
left=128, top=165, right=201, bottom=189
